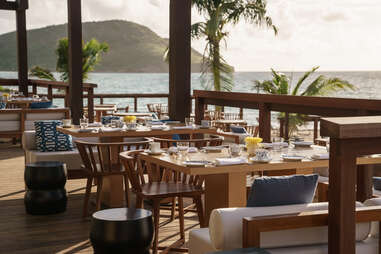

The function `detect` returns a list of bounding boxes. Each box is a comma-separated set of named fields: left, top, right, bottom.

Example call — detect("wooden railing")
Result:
left=194, top=90, right=381, bottom=142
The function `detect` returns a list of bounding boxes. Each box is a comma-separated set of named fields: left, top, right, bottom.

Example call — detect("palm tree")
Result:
left=30, top=38, right=108, bottom=82
left=253, top=66, right=356, bottom=136
left=192, top=0, right=277, bottom=92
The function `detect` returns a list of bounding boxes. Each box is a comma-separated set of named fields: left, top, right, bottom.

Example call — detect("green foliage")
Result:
left=30, top=38, right=108, bottom=82
left=192, top=0, right=277, bottom=92
left=0, top=86, right=10, bottom=92
left=253, top=66, right=356, bottom=136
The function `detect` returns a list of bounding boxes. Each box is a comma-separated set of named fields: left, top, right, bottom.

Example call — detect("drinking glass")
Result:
left=177, top=142, right=189, bottom=159
left=228, top=143, right=241, bottom=157
left=80, top=118, right=88, bottom=129
left=185, top=117, right=194, bottom=126
left=326, top=138, right=330, bottom=153
left=272, top=136, right=283, bottom=152
left=111, top=119, right=119, bottom=128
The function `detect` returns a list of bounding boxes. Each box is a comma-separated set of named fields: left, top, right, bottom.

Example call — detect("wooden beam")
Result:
left=0, top=0, right=17, bottom=10
left=16, top=0, right=28, bottom=10
left=258, top=103, right=271, bottom=142
left=168, top=0, right=191, bottom=121
left=16, top=8, right=28, bottom=95
left=67, top=0, right=83, bottom=124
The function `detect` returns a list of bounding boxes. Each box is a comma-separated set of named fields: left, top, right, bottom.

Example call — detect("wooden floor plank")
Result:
left=0, top=144, right=200, bottom=253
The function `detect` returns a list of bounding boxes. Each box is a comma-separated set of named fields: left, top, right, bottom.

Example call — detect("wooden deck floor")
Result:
left=0, top=144, right=200, bottom=253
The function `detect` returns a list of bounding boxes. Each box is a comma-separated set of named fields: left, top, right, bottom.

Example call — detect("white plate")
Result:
left=281, top=154, right=305, bottom=161
left=311, top=154, right=329, bottom=160
left=250, top=157, right=272, bottom=163
left=202, top=146, right=223, bottom=153
left=77, top=128, right=95, bottom=133
left=182, top=161, right=210, bottom=167
left=146, top=149, right=165, bottom=155
left=293, top=141, right=314, bottom=147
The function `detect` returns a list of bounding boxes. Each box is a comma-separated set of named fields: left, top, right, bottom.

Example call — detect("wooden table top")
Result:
left=214, top=119, right=247, bottom=124
left=57, top=125, right=218, bottom=138
left=137, top=145, right=381, bottom=176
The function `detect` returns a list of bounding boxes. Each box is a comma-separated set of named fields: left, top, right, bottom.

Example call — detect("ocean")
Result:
left=1, top=71, right=381, bottom=126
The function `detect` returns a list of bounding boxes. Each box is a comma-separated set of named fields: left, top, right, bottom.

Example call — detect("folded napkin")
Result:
left=311, top=153, right=329, bottom=160
left=100, top=127, right=124, bottom=132
left=215, top=157, right=248, bottom=166
left=88, top=122, right=102, bottom=127
left=188, top=147, right=198, bottom=153
left=261, top=142, right=288, bottom=148
left=151, top=121, right=164, bottom=125
left=151, top=125, right=166, bottom=130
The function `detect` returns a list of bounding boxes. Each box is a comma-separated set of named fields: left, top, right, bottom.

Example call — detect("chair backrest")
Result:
left=120, top=150, right=146, bottom=193
left=223, top=112, right=242, bottom=120
left=246, top=125, right=259, bottom=137
left=76, top=139, right=150, bottom=175
left=152, top=137, right=223, bottom=149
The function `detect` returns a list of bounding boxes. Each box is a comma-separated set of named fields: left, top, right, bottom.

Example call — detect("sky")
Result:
left=1, top=0, right=381, bottom=72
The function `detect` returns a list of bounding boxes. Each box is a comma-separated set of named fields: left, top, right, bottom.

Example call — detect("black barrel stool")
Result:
left=90, top=208, right=154, bottom=254
left=24, top=161, right=67, bottom=215
left=208, top=247, right=270, bottom=254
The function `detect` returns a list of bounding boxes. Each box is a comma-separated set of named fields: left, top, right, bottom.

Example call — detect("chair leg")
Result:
left=83, top=176, right=93, bottom=217
left=152, top=199, right=161, bottom=254
left=170, top=197, right=176, bottom=221
left=95, top=177, right=103, bottom=212
left=194, top=196, right=205, bottom=228
left=136, top=195, right=143, bottom=209
left=123, top=175, right=129, bottom=207
left=178, top=197, right=185, bottom=240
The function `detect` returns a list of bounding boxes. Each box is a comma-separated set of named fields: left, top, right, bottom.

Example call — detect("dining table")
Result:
left=213, top=119, right=247, bottom=131
left=139, top=144, right=381, bottom=223
left=6, top=97, right=49, bottom=108
left=57, top=124, right=219, bottom=207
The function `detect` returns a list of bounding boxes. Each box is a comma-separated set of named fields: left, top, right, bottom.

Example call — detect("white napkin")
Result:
left=100, top=127, right=123, bottom=132
left=215, top=157, right=248, bottom=166
left=311, top=153, right=329, bottom=160
left=151, top=125, right=166, bottom=130
left=188, top=147, right=198, bottom=153
left=261, top=142, right=288, bottom=148
left=88, top=122, right=102, bottom=127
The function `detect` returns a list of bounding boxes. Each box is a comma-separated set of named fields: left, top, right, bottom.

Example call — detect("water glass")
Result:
left=272, top=137, right=283, bottom=151
left=177, top=142, right=189, bottom=158
left=111, top=119, right=119, bottom=128
left=326, top=139, right=330, bottom=153
left=228, top=144, right=241, bottom=157
left=185, top=117, right=193, bottom=126
left=80, top=118, right=88, bottom=129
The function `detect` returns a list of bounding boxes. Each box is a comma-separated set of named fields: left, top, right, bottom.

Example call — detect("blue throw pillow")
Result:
left=30, top=101, right=53, bottom=109
left=247, top=174, right=318, bottom=207
left=230, top=125, right=247, bottom=134
left=373, top=177, right=381, bottom=191
left=101, top=116, right=120, bottom=125
left=35, top=120, right=73, bottom=152
left=0, top=101, right=6, bottom=109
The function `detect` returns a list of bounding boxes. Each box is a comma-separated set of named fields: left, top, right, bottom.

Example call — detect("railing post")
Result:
left=134, top=96, right=138, bottom=112
left=239, top=107, right=243, bottom=119
left=87, top=88, right=94, bottom=123
left=195, top=96, right=204, bottom=125
left=100, top=97, right=103, bottom=104
left=47, top=85, right=53, bottom=101
left=259, top=103, right=271, bottom=142
left=32, top=83, right=37, bottom=95
left=285, top=112, right=289, bottom=141
left=64, top=87, right=70, bottom=107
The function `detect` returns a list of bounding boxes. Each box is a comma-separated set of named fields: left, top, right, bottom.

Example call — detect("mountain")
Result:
left=0, top=20, right=204, bottom=73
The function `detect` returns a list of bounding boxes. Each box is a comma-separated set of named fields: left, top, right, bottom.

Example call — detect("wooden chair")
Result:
left=75, top=139, right=150, bottom=217
left=152, top=136, right=223, bottom=149
left=120, top=151, right=205, bottom=254
left=156, top=104, right=168, bottom=119
left=246, top=125, right=259, bottom=137
left=223, top=112, right=242, bottom=120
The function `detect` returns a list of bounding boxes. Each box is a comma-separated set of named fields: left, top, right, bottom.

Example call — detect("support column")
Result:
left=328, top=138, right=356, bottom=254
left=16, top=7, right=28, bottom=96
left=168, top=0, right=191, bottom=122
left=67, top=0, right=83, bottom=124
left=258, top=103, right=271, bottom=142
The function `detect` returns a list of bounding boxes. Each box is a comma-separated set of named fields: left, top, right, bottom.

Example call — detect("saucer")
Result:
left=146, top=149, right=165, bottom=155
left=250, top=157, right=272, bottom=163
left=281, top=154, right=305, bottom=161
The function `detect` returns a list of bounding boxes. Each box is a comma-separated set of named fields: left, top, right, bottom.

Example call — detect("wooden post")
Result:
left=356, top=164, right=373, bottom=202
left=67, top=0, right=83, bottom=124
left=47, top=85, right=53, bottom=100
left=314, top=118, right=318, bottom=143
left=87, top=88, right=94, bottom=123
left=328, top=138, right=357, bottom=254
left=284, top=112, right=289, bottom=141
left=134, top=96, right=138, bottom=112
left=239, top=107, right=243, bottom=120
left=259, top=103, right=271, bottom=142
left=32, top=83, right=37, bottom=95
left=168, top=0, right=191, bottom=121
left=195, top=96, right=205, bottom=125
left=16, top=4, right=28, bottom=96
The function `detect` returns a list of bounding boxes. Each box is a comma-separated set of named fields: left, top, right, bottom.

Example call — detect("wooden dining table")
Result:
left=139, top=145, right=381, bottom=223
left=57, top=125, right=219, bottom=207
left=6, top=98, right=49, bottom=108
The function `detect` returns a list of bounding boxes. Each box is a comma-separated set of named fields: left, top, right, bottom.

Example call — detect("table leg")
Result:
left=96, top=111, right=101, bottom=123
left=356, top=164, right=373, bottom=202
left=204, top=172, right=247, bottom=224
left=99, top=136, right=125, bottom=208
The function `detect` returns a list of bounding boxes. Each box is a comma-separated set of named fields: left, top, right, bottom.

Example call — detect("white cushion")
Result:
left=364, top=197, right=381, bottom=237
left=208, top=202, right=370, bottom=250
left=0, top=121, right=20, bottom=131
left=0, top=113, right=20, bottom=121
left=25, top=112, right=66, bottom=120
left=189, top=228, right=217, bottom=254
left=267, top=236, right=378, bottom=254
left=29, top=149, right=84, bottom=170
left=23, top=131, right=37, bottom=150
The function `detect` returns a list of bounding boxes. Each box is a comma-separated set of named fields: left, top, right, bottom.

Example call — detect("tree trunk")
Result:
left=212, top=42, right=221, bottom=91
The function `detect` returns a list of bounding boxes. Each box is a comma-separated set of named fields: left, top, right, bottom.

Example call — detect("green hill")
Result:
left=0, top=20, right=204, bottom=73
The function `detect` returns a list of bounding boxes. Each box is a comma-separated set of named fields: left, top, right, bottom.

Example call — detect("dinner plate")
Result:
left=182, top=160, right=210, bottom=167
left=293, top=141, right=314, bottom=147
left=202, top=146, right=223, bottom=153
left=77, top=128, right=95, bottom=133
left=311, top=154, right=329, bottom=160
left=145, top=149, right=165, bottom=155
left=281, top=154, right=305, bottom=161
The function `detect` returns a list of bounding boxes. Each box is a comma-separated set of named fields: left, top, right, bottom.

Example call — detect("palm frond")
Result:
left=29, top=66, right=56, bottom=81
left=292, top=66, right=319, bottom=95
